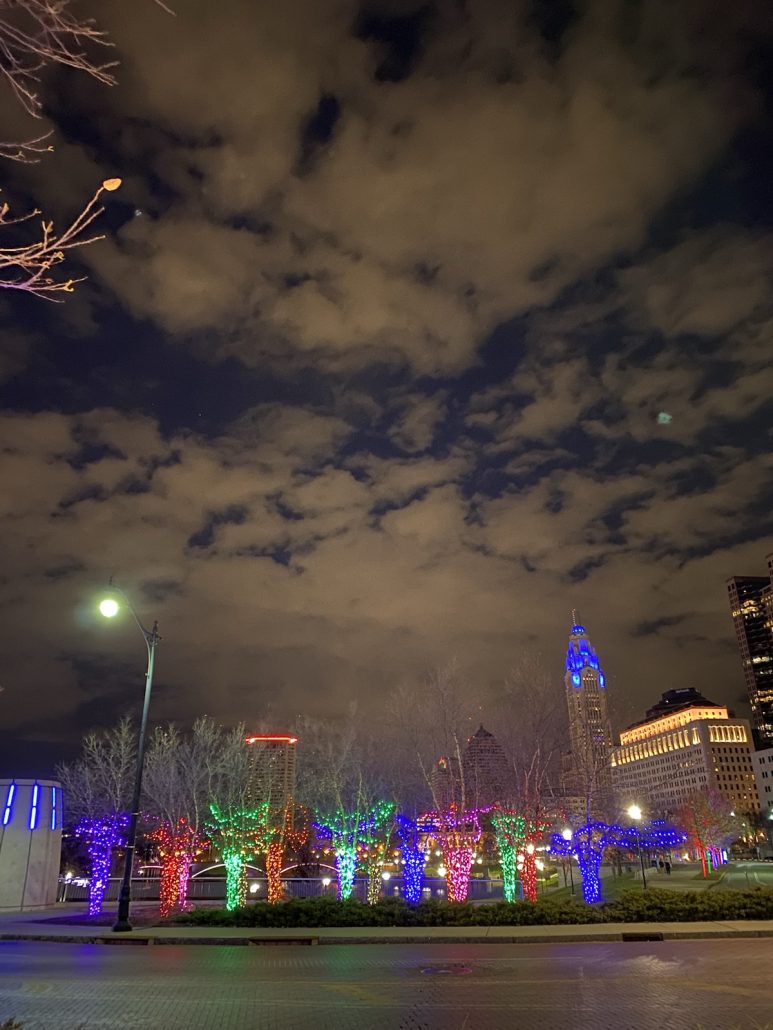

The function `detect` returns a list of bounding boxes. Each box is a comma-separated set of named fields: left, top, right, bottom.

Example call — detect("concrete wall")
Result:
left=0, top=779, right=62, bottom=911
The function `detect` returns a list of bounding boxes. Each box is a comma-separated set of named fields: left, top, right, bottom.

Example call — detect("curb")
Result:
left=4, top=928, right=773, bottom=946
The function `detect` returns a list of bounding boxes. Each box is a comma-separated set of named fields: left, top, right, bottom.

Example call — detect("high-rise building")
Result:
left=461, top=725, right=512, bottom=809
left=245, top=733, right=298, bottom=811
left=727, top=560, right=773, bottom=746
left=562, top=615, right=613, bottom=815
left=611, top=688, right=758, bottom=817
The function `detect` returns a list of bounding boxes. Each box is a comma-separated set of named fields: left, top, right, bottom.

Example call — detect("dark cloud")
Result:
left=1, top=0, right=772, bottom=774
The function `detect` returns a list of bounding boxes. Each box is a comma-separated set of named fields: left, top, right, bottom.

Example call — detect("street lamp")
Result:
left=627, top=804, right=647, bottom=890
left=561, top=828, right=575, bottom=895
left=98, top=582, right=159, bottom=932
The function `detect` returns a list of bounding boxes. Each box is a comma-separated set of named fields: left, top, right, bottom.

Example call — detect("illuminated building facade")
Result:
left=461, top=725, right=512, bottom=809
left=562, top=615, right=613, bottom=815
left=611, top=688, right=759, bottom=817
left=727, top=561, right=773, bottom=746
left=245, top=733, right=298, bottom=810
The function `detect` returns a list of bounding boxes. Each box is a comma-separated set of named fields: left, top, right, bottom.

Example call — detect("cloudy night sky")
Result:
left=0, top=0, right=772, bottom=776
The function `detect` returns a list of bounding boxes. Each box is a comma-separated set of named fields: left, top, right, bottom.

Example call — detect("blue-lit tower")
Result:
left=563, top=613, right=613, bottom=816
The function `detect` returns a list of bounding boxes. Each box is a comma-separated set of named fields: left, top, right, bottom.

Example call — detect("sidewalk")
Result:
left=3, top=905, right=773, bottom=945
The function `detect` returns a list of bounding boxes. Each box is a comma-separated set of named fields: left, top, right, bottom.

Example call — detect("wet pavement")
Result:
left=1, top=938, right=772, bottom=1029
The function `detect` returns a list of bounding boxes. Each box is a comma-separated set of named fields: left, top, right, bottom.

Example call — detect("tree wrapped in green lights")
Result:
left=207, top=801, right=271, bottom=910
left=315, top=799, right=395, bottom=901
left=357, top=801, right=396, bottom=905
left=491, top=809, right=525, bottom=902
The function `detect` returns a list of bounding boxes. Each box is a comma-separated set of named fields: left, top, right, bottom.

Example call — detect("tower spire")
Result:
left=571, top=608, right=579, bottom=628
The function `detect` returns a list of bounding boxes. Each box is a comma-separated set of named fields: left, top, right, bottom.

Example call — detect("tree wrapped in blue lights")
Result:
left=75, top=813, right=129, bottom=916
left=395, top=813, right=428, bottom=904
left=550, top=819, right=687, bottom=903
left=549, top=821, right=631, bottom=904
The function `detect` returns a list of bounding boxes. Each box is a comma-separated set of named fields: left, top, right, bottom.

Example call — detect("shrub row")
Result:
left=172, top=888, right=773, bottom=928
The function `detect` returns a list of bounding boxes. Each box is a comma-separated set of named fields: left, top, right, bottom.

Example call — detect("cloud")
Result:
left=66, top=0, right=760, bottom=373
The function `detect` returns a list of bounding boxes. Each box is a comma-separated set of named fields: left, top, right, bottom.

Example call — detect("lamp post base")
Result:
left=112, top=918, right=133, bottom=933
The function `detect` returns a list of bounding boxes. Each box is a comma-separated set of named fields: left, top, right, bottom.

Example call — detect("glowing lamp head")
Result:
left=99, top=598, right=120, bottom=618
left=321, top=877, right=331, bottom=887
left=627, top=804, right=642, bottom=821
left=562, top=828, right=573, bottom=841
left=381, top=871, right=391, bottom=881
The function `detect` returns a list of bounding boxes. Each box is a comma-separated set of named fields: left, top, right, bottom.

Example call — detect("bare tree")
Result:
left=489, top=654, right=566, bottom=900
left=142, top=718, right=225, bottom=914
left=0, top=0, right=168, bottom=294
left=678, top=790, right=743, bottom=877
left=56, top=717, right=135, bottom=914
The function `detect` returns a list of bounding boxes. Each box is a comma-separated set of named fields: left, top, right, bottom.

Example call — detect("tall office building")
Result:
left=461, top=725, right=513, bottom=809
left=727, top=559, right=773, bottom=746
left=611, top=688, right=758, bottom=817
left=562, top=614, right=613, bottom=815
left=245, top=733, right=298, bottom=810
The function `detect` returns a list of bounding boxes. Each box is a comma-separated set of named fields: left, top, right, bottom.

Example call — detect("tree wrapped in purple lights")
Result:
left=75, top=813, right=128, bottom=915
left=395, top=814, right=428, bottom=904
left=57, top=719, right=135, bottom=917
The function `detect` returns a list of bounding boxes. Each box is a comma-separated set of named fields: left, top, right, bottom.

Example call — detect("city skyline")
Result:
left=0, top=0, right=771, bottom=777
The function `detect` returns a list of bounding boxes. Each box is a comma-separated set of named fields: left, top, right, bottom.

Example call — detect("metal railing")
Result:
left=58, top=875, right=519, bottom=903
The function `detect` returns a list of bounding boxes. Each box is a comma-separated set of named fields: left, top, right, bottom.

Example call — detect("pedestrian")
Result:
left=658, top=858, right=664, bottom=872
left=665, top=860, right=671, bottom=875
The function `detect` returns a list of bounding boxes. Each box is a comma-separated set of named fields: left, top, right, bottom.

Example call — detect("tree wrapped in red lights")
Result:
left=148, top=818, right=207, bottom=918
left=143, top=719, right=232, bottom=916
left=262, top=804, right=309, bottom=904
left=678, top=791, right=741, bottom=877
left=57, top=718, right=135, bottom=916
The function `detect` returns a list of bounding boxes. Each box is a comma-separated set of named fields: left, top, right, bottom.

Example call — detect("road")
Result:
left=1, top=939, right=773, bottom=1030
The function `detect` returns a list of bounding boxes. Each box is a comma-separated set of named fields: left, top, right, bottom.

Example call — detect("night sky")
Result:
left=1, top=0, right=772, bottom=776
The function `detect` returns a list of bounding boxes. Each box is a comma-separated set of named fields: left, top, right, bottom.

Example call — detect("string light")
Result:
left=395, top=814, right=427, bottom=904
left=315, top=800, right=395, bottom=902
left=491, top=810, right=525, bottom=903
left=75, top=813, right=128, bottom=916
left=149, top=818, right=207, bottom=918
left=207, top=802, right=271, bottom=912
left=424, top=806, right=481, bottom=902
left=549, top=819, right=684, bottom=904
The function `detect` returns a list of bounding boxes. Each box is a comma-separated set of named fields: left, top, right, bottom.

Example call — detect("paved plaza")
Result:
left=2, top=938, right=773, bottom=1029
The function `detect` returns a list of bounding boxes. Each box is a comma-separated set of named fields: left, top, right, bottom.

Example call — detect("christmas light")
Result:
left=395, top=814, right=427, bottom=904
left=149, top=818, right=207, bottom=918
left=266, top=841, right=284, bottom=904
left=424, top=806, right=481, bottom=902
left=315, top=800, right=395, bottom=902
left=491, top=810, right=525, bottom=903
left=28, top=783, right=39, bottom=830
left=75, top=813, right=128, bottom=916
left=207, top=802, right=272, bottom=912
left=548, top=820, right=680, bottom=904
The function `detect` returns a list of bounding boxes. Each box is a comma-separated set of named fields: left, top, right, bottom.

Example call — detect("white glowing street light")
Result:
left=99, top=598, right=119, bottom=618
left=627, top=804, right=642, bottom=822
left=562, top=828, right=573, bottom=842
left=97, top=580, right=159, bottom=932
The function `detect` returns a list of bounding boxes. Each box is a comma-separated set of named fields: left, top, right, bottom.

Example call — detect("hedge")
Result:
left=171, top=888, right=773, bottom=928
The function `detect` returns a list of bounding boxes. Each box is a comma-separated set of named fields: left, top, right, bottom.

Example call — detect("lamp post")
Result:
left=627, top=804, right=647, bottom=890
left=562, top=828, right=575, bottom=895
left=99, top=583, right=159, bottom=932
